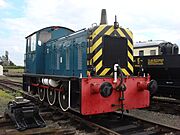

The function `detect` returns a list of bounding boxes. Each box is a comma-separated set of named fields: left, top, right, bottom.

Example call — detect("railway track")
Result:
left=0, top=107, right=91, bottom=135
left=0, top=79, right=180, bottom=135
left=4, top=74, right=23, bottom=78
left=0, top=79, right=22, bottom=89
left=147, top=96, right=180, bottom=115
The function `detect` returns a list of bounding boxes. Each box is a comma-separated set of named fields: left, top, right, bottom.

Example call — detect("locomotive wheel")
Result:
left=47, top=87, right=56, bottom=105
left=38, top=88, right=46, bottom=101
left=58, top=83, right=70, bottom=111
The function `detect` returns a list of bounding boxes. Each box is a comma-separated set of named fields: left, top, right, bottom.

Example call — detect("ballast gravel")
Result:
left=127, top=109, right=180, bottom=129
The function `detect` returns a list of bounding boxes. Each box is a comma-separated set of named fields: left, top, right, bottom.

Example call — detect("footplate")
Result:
left=5, top=97, right=46, bottom=131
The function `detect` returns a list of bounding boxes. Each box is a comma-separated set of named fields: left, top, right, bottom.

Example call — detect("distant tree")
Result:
left=9, top=60, right=16, bottom=66
left=5, top=51, right=9, bottom=61
left=1, top=56, right=9, bottom=66
left=0, top=56, right=2, bottom=64
left=0, top=56, right=2, bottom=65
left=0, top=51, right=15, bottom=66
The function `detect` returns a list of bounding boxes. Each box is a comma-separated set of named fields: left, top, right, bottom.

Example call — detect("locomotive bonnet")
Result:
left=23, top=9, right=156, bottom=115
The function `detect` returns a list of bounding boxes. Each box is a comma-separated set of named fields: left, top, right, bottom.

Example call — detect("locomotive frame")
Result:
left=23, top=9, right=155, bottom=115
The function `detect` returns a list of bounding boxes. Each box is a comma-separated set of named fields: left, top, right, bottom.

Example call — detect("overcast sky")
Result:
left=0, top=0, right=180, bottom=66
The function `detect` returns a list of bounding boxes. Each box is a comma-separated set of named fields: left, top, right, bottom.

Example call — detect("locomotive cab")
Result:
left=24, top=26, right=74, bottom=74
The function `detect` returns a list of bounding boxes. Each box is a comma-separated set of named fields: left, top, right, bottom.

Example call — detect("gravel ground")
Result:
left=127, top=109, right=180, bottom=129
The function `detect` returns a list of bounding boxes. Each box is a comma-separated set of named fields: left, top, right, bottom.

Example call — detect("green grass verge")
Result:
left=0, top=89, right=23, bottom=115
left=3, top=66, right=24, bottom=69
left=8, top=68, right=24, bottom=73
left=0, top=89, right=22, bottom=100
left=0, top=89, right=14, bottom=99
left=0, top=89, right=14, bottom=115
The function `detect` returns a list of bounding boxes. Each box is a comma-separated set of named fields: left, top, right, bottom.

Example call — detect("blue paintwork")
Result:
left=25, top=26, right=74, bottom=74
left=44, top=29, right=88, bottom=77
left=25, top=26, right=89, bottom=78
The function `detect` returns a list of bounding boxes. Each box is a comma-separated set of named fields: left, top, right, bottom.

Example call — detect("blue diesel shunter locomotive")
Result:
left=23, top=9, right=156, bottom=115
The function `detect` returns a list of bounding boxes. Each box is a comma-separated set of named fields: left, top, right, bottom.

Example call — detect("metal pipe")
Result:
left=113, top=64, right=119, bottom=83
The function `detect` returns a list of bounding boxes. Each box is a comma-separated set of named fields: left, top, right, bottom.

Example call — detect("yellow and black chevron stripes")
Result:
left=121, top=68, right=130, bottom=76
left=92, top=49, right=102, bottom=63
left=87, top=25, right=134, bottom=76
left=89, top=37, right=102, bottom=53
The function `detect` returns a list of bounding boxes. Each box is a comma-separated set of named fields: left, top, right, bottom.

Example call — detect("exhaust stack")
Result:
left=100, top=9, right=107, bottom=25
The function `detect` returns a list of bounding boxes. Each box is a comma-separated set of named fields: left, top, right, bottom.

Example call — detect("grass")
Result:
left=0, top=89, right=14, bottom=115
left=7, top=68, right=24, bottom=73
left=3, top=68, right=24, bottom=77
left=0, top=89, right=14, bottom=99
left=0, top=89, right=22, bottom=103
left=0, top=89, right=23, bottom=115
left=6, top=89, right=22, bottom=97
